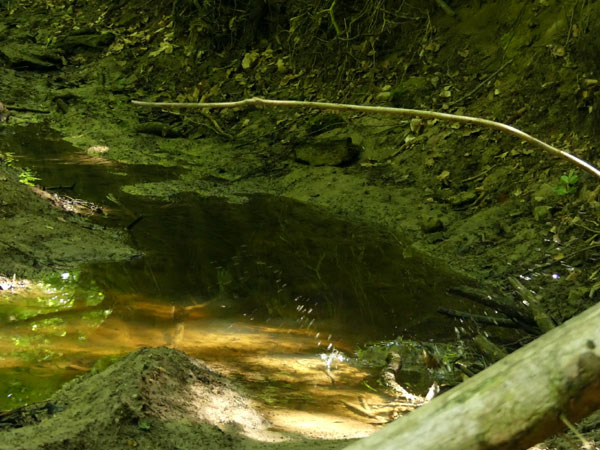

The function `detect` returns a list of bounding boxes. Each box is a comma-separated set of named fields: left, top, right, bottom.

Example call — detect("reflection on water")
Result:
left=0, top=283, right=384, bottom=436
left=79, top=193, right=472, bottom=338
left=0, top=124, right=475, bottom=436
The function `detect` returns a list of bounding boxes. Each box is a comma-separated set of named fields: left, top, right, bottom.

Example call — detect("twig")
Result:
left=448, top=286, right=534, bottom=324
left=434, top=0, right=455, bottom=16
left=131, top=97, right=600, bottom=179
left=565, top=2, right=577, bottom=47
left=200, top=111, right=233, bottom=139
left=560, top=412, right=594, bottom=449
left=450, top=59, right=514, bottom=106
left=380, top=138, right=416, bottom=163
left=126, top=215, right=144, bottom=231
left=508, top=277, right=556, bottom=333
left=459, top=164, right=496, bottom=183
left=326, top=0, right=342, bottom=37
left=437, top=307, right=521, bottom=328
left=6, top=105, right=51, bottom=114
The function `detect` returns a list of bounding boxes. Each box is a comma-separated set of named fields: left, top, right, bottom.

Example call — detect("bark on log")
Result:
left=344, top=301, right=600, bottom=450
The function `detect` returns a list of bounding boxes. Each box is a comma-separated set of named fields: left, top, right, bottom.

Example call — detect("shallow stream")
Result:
left=0, top=124, right=475, bottom=435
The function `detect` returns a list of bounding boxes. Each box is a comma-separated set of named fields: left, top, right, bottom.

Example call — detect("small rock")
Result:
left=294, top=138, right=360, bottom=167
left=376, top=91, right=392, bottom=101
left=448, top=191, right=477, bottom=207
left=421, top=215, right=444, bottom=233
left=54, top=32, right=116, bottom=55
left=135, top=122, right=182, bottom=138
left=0, top=42, right=62, bottom=70
left=390, top=77, right=431, bottom=108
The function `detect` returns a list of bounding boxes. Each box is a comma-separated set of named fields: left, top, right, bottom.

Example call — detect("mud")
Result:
left=0, top=162, right=136, bottom=279
left=0, top=347, right=350, bottom=450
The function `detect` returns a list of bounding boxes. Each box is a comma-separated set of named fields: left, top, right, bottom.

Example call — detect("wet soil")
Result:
left=0, top=347, right=351, bottom=450
left=0, top=126, right=477, bottom=446
left=0, top=142, right=137, bottom=278
left=1, top=0, right=600, bottom=448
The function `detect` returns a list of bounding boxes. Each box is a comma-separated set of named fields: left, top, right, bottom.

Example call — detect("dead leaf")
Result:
left=149, top=40, right=174, bottom=58
left=242, top=51, right=259, bottom=70
left=437, top=170, right=450, bottom=181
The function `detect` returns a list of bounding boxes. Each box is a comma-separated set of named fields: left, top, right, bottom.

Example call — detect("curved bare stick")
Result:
left=131, top=97, right=600, bottom=179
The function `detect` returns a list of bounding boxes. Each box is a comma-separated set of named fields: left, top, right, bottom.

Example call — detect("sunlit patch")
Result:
left=262, top=409, right=377, bottom=439
left=0, top=275, right=30, bottom=293
left=0, top=285, right=392, bottom=438
left=86, top=145, right=109, bottom=154
left=0, top=125, right=475, bottom=439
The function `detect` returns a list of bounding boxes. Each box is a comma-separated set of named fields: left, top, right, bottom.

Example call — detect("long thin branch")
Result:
left=131, top=97, right=600, bottom=179
left=434, top=0, right=456, bottom=16
left=436, top=307, right=521, bottom=329
left=447, top=286, right=535, bottom=324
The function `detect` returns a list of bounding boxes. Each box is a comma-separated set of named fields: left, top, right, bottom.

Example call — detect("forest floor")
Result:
left=1, top=0, right=600, bottom=448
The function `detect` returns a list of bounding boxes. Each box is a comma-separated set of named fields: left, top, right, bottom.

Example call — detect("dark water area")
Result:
left=82, top=194, right=472, bottom=339
left=0, top=124, right=182, bottom=206
left=0, top=124, right=477, bottom=414
left=2, top=124, right=473, bottom=340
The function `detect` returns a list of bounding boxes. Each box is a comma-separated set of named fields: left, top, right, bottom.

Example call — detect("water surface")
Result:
left=0, top=124, right=475, bottom=434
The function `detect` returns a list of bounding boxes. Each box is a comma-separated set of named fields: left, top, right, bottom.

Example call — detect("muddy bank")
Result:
left=0, top=160, right=136, bottom=279
left=0, top=347, right=350, bottom=450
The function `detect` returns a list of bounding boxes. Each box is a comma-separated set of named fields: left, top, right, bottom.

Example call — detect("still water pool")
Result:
left=0, top=125, right=473, bottom=435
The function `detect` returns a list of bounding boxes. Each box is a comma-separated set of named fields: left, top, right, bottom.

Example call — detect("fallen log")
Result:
left=447, top=286, right=540, bottom=335
left=473, top=334, right=508, bottom=363
left=344, top=301, right=600, bottom=450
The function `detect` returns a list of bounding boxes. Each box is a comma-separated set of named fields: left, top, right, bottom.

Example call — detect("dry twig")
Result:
left=131, top=97, right=600, bottom=179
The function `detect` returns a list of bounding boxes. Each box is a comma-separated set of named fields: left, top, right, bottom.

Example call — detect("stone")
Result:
left=390, top=77, right=431, bottom=108
left=0, top=42, right=62, bottom=70
left=421, top=215, right=444, bottom=233
left=294, top=137, right=361, bottom=167
left=54, top=33, right=116, bottom=55
left=448, top=191, right=477, bottom=207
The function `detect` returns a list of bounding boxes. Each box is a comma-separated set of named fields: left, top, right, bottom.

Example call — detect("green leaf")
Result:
left=18, top=170, right=40, bottom=186
left=555, top=185, right=568, bottom=196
